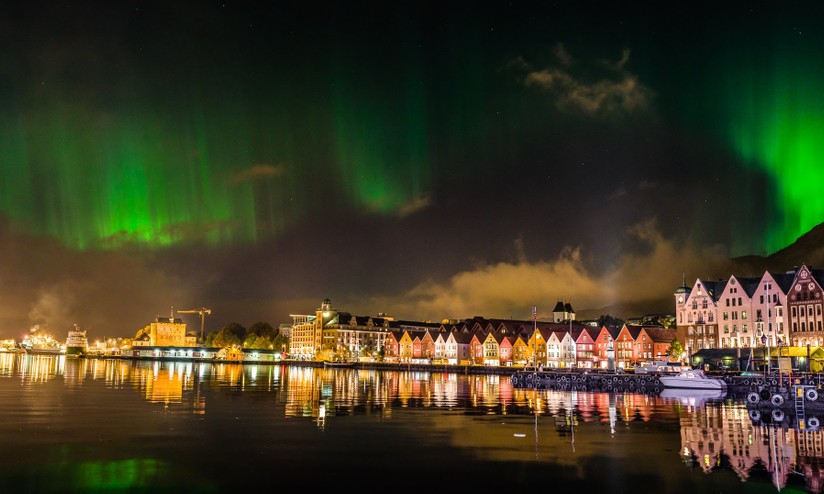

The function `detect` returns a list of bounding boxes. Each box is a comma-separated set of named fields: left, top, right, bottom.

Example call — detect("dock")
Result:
left=510, top=369, right=824, bottom=396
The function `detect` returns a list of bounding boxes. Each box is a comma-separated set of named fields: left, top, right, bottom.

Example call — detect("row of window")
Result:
left=791, top=305, right=823, bottom=318
left=691, top=294, right=780, bottom=310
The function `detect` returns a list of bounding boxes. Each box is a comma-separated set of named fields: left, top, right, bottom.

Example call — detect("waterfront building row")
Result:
left=674, top=263, right=824, bottom=358
left=290, top=298, right=676, bottom=369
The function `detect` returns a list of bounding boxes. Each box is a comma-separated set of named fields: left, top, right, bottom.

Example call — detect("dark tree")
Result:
left=597, top=314, right=624, bottom=329
left=248, top=321, right=276, bottom=339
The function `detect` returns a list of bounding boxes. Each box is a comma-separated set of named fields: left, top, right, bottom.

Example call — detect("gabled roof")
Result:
left=625, top=325, right=643, bottom=339
left=574, top=326, right=600, bottom=341
left=449, top=331, right=473, bottom=344
left=496, top=320, right=522, bottom=334
left=811, top=266, right=824, bottom=288
left=386, top=330, right=404, bottom=341
left=736, top=275, right=761, bottom=298
left=702, top=279, right=727, bottom=301
left=773, top=271, right=796, bottom=293
left=486, top=331, right=510, bottom=345
left=536, top=327, right=555, bottom=341
left=641, top=327, right=676, bottom=344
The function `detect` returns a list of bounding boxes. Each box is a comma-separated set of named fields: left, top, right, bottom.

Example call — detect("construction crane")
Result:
left=177, top=308, right=212, bottom=342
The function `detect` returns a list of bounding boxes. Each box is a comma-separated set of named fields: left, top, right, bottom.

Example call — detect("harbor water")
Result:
left=0, top=353, right=816, bottom=493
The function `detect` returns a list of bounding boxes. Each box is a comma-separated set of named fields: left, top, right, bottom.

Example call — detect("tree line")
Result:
left=204, top=321, right=289, bottom=352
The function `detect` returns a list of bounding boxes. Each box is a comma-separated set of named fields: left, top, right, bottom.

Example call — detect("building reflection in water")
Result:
left=676, top=397, right=824, bottom=493
left=9, top=354, right=824, bottom=492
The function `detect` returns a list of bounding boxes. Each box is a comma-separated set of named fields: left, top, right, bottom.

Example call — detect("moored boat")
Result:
left=633, top=360, right=689, bottom=374
left=65, top=324, right=89, bottom=357
left=659, top=369, right=727, bottom=390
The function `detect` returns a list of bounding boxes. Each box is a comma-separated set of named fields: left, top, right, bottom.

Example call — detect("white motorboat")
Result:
left=658, top=369, right=727, bottom=390
left=633, top=360, right=689, bottom=374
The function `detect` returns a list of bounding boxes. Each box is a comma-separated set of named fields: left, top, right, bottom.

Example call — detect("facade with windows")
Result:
left=675, top=264, right=822, bottom=359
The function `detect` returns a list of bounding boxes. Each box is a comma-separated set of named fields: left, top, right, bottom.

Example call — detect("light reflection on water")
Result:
left=0, top=353, right=819, bottom=493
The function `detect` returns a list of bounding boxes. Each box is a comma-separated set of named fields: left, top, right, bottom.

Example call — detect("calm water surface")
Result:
left=0, top=354, right=815, bottom=493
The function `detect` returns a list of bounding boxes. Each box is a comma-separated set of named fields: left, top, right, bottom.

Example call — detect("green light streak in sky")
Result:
left=0, top=102, right=272, bottom=251
left=714, top=33, right=824, bottom=255
left=330, top=46, right=431, bottom=215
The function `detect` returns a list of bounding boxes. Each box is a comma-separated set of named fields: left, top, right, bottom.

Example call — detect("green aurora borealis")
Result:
left=719, top=34, right=824, bottom=255
left=4, top=3, right=824, bottom=335
left=2, top=3, right=824, bottom=256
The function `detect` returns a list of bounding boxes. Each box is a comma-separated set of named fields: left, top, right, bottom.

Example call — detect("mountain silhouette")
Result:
left=731, top=221, right=824, bottom=275
left=577, top=222, right=824, bottom=322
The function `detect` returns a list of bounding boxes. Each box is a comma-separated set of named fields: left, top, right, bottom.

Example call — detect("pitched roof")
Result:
left=736, top=275, right=761, bottom=297
left=450, top=331, right=473, bottom=344
left=625, top=326, right=643, bottom=339
left=702, top=279, right=727, bottom=301
left=773, top=271, right=796, bottom=293
left=642, top=327, right=676, bottom=343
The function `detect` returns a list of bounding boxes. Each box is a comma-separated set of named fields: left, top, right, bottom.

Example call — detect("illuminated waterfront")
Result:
left=0, top=353, right=819, bottom=493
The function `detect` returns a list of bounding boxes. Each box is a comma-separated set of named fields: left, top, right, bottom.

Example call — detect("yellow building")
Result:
left=139, top=313, right=197, bottom=347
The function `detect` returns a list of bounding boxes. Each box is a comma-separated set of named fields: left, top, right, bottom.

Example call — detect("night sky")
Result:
left=1, top=2, right=823, bottom=340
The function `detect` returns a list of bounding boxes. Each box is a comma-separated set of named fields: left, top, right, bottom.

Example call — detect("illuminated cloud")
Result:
left=0, top=218, right=189, bottom=339
left=363, top=220, right=728, bottom=322
left=397, top=195, right=432, bottom=218
left=520, top=44, right=654, bottom=117
left=229, top=164, right=287, bottom=185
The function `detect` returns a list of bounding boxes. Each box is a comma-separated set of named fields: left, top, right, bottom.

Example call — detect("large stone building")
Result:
left=675, top=264, right=824, bottom=358
left=133, top=311, right=197, bottom=348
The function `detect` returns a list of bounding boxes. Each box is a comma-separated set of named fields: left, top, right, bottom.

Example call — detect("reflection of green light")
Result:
left=76, top=458, right=160, bottom=490
left=11, top=458, right=217, bottom=493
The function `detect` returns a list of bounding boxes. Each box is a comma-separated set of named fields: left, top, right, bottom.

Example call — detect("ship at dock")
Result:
left=65, top=324, right=88, bottom=357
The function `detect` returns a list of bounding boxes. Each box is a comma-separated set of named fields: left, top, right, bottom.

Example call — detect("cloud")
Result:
left=519, top=43, right=654, bottom=117
left=28, top=287, right=76, bottom=331
left=0, top=217, right=190, bottom=340
left=97, top=219, right=238, bottom=248
left=361, top=219, right=728, bottom=322
left=229, top=163, right=287, bottom=185
left=397, top=195, right=432, bottom=218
